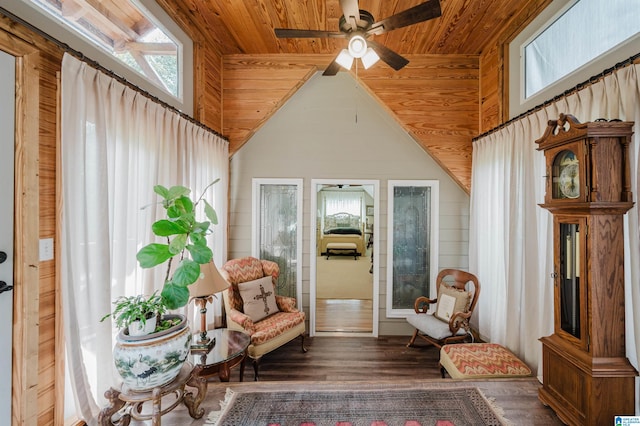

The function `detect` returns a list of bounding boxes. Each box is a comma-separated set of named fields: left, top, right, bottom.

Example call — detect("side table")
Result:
left=98, top=363, right=207, bottom=426
left=190, top=328, right=250, bottom=381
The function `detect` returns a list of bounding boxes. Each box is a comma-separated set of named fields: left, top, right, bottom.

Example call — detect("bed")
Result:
left=319, top=212, right=366, bottom=256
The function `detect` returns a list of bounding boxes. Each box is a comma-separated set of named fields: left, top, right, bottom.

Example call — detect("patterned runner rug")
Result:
left=206, top=386, right=509, bottom=426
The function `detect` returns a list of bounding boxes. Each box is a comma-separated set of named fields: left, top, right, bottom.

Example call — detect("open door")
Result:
left=310, top=179, right=379, bottom=337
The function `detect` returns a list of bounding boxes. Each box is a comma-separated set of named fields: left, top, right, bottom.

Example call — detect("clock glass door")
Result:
left=553, top=150, right=580, bottom=199
left=555, top=216, right=587, bottom=348
left=559, top=222, right=580, bottom=338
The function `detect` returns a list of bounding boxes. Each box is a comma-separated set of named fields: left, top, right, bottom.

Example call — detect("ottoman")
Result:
left=325, top=242, right=359, bottom=259
left=439, top=343, right=532, bottom=379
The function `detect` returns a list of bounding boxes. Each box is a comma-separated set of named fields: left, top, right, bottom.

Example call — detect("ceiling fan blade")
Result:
left=322, top=57, right=342, bottom=76
left=275, top=28, right=346, bottom=39
left=366, top=0, right=441, bottom=36
left=367, top=39, right=409, bottom=71
left=339, top=0, right=361, bottom=31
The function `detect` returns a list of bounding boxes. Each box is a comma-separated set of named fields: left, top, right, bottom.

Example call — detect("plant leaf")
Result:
left=136, top=243, right=172, bottom=268
left=204, top=200, right=218, bottom=225
left=166, top=205, right=182, bottom=218
left=192, top=221, right=210, bottom=234
left=167, top=186, right=191, bottom=200
left=172, top=259, right=200, bottom=286
left=152, top=219, right=189, bottom=236
left=190, top=232, right=206, bottom=246
left=153, top=185, right=169, bottom=199
left=161, top=281, right=190, bottom=309
left=187, top=243, right=213, bottom=264
left=174, top=195, right=194, bottom=214
left=169, top=234, right=187, bottom=255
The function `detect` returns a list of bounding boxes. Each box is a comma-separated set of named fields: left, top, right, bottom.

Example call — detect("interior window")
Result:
left=509, top=0, right=640, bottom=117
left=25, top=0, right=182, bottom=99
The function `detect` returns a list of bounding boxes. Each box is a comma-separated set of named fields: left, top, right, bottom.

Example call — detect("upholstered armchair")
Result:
left=406, top=269, right=480, bottom=349
left=219, top=256, right=307, bottom=380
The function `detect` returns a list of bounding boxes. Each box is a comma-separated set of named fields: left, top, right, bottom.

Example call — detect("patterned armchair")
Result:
left=219, top=257, right=307, bottom=380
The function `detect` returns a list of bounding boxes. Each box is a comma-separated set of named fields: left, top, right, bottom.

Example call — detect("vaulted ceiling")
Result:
left=100, top=0, right=551, bottom=191
left=160, top=0, right=538, bottom=57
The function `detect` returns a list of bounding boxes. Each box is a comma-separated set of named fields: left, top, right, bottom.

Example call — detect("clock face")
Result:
left=553, top=150, right=580, bottom=199
left=559, top=162, right=580, bottom=198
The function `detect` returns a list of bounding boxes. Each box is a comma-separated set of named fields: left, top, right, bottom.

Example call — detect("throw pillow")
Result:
left=435, top=284, right=471, bottom=324
left=238, top=276, right=280, bottom=322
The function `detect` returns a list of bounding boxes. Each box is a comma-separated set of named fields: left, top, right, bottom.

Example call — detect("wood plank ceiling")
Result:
left=100, top=0, right=548, bottom=190
left=167, top=0, right=537, bottom=56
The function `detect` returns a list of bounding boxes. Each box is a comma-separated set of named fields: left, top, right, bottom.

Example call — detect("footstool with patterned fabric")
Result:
left=439, top=343, right=532, bottom=379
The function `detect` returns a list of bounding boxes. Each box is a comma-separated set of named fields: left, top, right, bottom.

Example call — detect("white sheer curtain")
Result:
left=470, top=63, right=640, bottom=411
left=324, top=191, right=362, bottom=215
left=60, top=53, right=228, bottom=424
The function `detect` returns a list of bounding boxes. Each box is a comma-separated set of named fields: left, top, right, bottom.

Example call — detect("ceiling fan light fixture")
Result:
left=348, top=35, right=367, bottom=58
left=361, top=47, right=380, bottom=69
left=336, top=49, right=354, bottom=70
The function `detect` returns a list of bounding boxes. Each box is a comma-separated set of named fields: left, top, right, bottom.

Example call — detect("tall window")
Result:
left=386, top=180, right=439, bottom=318
left=509, top=0, right=640, bottom=116
left=252, top=179, right=303, bottom=301
left=25, top=0, right=182, bottom=99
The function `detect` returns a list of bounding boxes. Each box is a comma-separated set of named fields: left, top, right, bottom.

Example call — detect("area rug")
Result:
left=206, top=387, right=509, bottom=426
left=316, top=255, right=373, bottom=299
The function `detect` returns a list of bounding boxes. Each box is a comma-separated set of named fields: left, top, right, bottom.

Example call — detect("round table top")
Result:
left=190, top=328, right=250, bottom=367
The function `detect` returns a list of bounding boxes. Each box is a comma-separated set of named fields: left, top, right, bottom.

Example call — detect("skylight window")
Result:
left=27, top=0, right=181, bottom=98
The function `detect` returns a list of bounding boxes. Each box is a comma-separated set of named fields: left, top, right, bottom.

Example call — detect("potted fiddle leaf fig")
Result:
left=136, top=179, right=219, bottom=310
left=105, top=180, right=219, bottom=391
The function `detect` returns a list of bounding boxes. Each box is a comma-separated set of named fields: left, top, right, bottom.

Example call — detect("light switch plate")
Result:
left=39, top=238, right=54, bottom=261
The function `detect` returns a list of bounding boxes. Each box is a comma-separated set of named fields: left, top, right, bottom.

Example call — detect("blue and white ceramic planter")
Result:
left=113, top=314, right=191, bottom=391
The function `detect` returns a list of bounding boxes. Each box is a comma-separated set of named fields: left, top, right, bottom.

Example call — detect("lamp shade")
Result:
left=335, top=49, right=354, bottom=70
left=189, top=261, right=230, bottom=298
left=361, top=47, right=380, bottom=69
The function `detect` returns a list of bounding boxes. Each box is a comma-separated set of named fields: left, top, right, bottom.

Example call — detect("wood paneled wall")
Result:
left=0, top=14, right=62, bottom=425
left=359, top=55, right=478, bottom=192
left=155, top=0, right=225, bottom=133
left=478, top=0, right=553, bottom=132
left=223, top=54, right=479, bottom=192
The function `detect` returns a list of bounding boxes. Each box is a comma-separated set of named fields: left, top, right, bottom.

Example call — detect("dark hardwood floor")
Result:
left=256, top=334, right=440, bottom=381
left=146, top=335, right=563, bottom=425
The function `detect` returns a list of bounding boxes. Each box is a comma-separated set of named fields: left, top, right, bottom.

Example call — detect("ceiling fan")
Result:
left=274, top=0, right=442, bottom=76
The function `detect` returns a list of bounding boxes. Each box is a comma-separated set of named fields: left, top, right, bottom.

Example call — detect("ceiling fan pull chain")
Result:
left=355, top=61, right=359, bottom=123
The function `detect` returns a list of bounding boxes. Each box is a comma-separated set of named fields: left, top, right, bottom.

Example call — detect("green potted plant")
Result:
left=105, top=180, right=219, bottom=391
left=100, top=292, right=166, bottom=336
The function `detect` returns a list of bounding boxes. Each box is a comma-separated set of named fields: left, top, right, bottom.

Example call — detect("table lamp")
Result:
left=189, top=260, right=229, bottom=352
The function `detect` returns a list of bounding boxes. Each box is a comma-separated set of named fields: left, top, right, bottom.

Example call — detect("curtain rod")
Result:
left=0, top=6, right=228, bottom=142
left=473, top=51, right=640, bottom=141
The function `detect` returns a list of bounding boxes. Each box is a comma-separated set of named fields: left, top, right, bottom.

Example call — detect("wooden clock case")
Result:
left=536, top=113, right=637, bottom=425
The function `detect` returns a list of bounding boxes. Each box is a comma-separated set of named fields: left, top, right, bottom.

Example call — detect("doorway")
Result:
left=310, top=179, right=379, bottom=337
left=0, top=49, right=15, bottom=422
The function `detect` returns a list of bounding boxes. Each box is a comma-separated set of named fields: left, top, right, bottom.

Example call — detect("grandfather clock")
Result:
left=536, top=113, right=637, bottom=425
